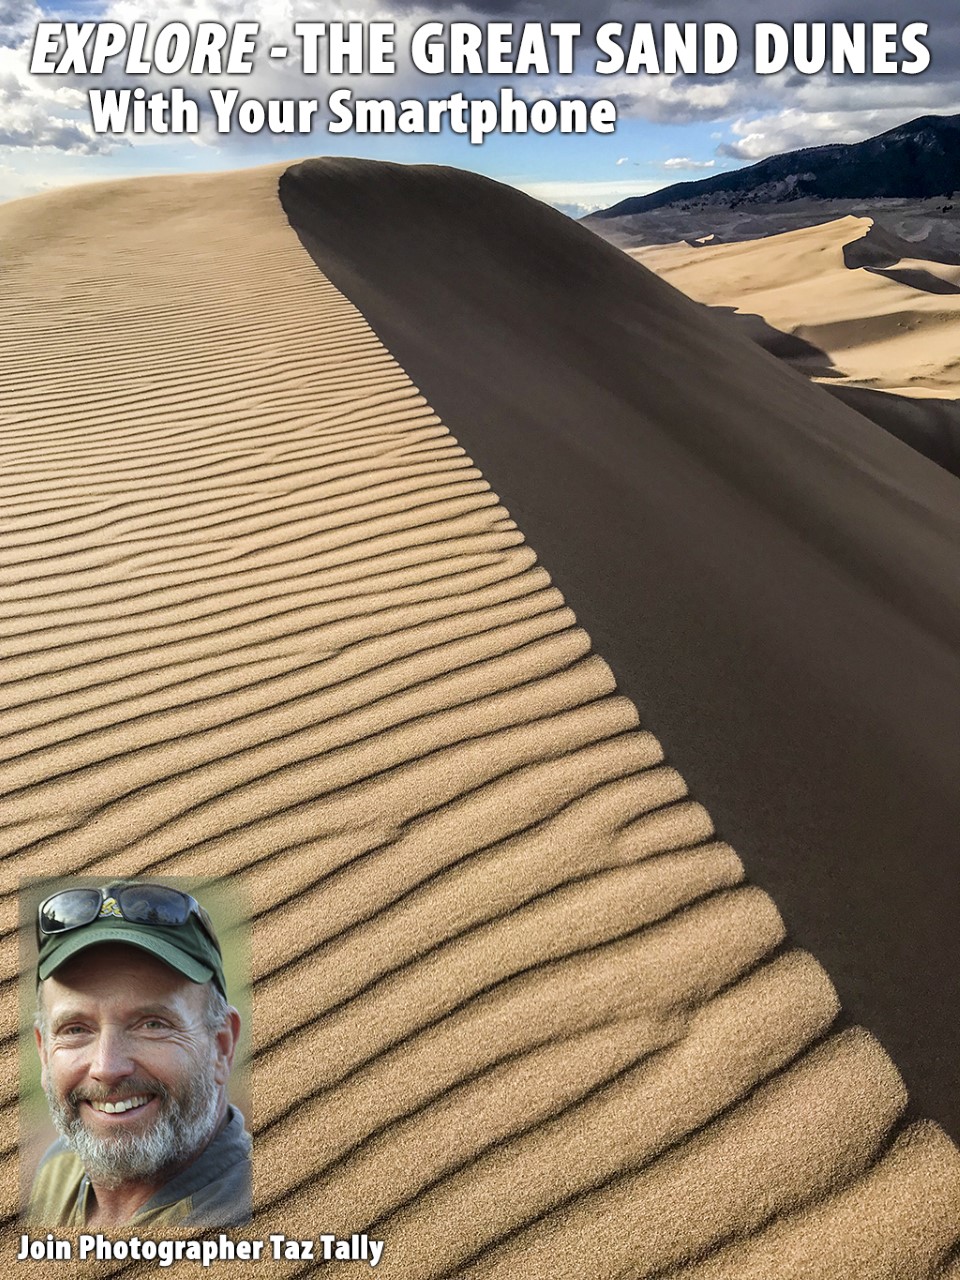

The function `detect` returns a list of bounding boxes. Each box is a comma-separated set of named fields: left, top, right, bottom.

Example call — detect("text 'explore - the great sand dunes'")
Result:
left=29, top=19, right=932, bottom=141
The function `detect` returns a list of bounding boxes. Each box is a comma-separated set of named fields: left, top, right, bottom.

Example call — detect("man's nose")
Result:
left=88, top=1028, right=137, bottom=1083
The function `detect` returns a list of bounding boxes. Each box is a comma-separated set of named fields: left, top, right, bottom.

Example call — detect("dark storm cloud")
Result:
left=382, top=1, right=960, bottom=132
left=391, top=0, right=957, bottom=28
left=386, top=0, right=960, bottom=75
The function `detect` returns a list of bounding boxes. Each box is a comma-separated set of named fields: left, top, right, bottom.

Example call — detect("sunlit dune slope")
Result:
left=633, top=216, right=960, bottom=397
left=0, top=162, right=957, bottom=1277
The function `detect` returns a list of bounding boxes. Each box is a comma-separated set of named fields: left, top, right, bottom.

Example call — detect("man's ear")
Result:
left=213, top=1008, right=241, bottom=1086
left=34, top=1004, right=48, bottom=1088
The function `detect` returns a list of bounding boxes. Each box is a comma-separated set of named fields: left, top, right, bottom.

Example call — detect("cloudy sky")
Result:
left=2, top=0, right=959, bottom=211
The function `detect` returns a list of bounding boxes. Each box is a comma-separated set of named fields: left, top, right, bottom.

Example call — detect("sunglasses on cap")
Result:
left=36, top=883, right=222, bottom=955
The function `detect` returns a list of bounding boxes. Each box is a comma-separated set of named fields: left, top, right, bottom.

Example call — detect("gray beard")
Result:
left=45, top=1071, right=221, bottom=1192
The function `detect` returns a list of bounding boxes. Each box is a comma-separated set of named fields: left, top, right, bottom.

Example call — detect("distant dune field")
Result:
left=631, top=216, right=960, bottom=473
left=1, top=162, right=959, bottom=1277
left=632, top=216, right=960, bottom=395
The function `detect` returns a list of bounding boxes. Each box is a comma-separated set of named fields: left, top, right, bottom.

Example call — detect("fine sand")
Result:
left=584, top=195, right=960, bottom=260
left=0, top=162, right=959, bottom=1276
left=631, top=217, right=960, bottom=473
left=632, top=216, right=960, bottom=397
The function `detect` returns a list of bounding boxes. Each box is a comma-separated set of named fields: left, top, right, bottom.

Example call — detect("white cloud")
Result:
left=715, top=63, right=960, bottom=161
left=0, top=0, right=39, bottom=47
left=717, top=103, right=959, bottom=160
left=512, top=175, right=664, bottom=216
left=601, top=74, right=743, bottom=124
left=661, top=156, right=715, bottom=170
left=0, top=41, right=121, bottom=154
left=1, top=0, right=449, bottom=164
left=3, top=1, right=960, bottom=198
left=723, top=108, right=890, bottom=159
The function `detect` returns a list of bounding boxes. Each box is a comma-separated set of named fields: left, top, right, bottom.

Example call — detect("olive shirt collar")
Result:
left=72, top=1104, right=250, bottom=1224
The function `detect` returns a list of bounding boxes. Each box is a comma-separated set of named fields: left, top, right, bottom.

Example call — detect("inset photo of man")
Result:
left=22, top=879, right=251, bottom=1229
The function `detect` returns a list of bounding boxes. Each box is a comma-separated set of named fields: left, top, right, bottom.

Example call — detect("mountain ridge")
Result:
left=591, top=112, right=960, bottom=219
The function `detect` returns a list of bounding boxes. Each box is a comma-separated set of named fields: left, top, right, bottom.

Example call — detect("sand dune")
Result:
left=633, top=216, right=960, bottom=396
left=1, top=162, right=959, bottom=1276
left=281, top=158, right=960, bottom=1134
left=630, top=217, right=960, bottom=477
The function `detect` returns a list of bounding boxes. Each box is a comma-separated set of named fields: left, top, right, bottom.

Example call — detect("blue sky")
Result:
left=3, top=2, right=960, bottom=210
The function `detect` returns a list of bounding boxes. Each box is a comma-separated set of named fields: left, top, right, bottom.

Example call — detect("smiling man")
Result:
left=28, top=882, right=251, bottom=1227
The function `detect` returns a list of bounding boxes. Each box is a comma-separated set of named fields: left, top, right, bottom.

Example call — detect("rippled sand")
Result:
left=1, top=163, right=958, bottom=1277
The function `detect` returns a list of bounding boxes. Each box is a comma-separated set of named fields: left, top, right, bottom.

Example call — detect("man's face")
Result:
left=35, top=943, right=236, bottom=1191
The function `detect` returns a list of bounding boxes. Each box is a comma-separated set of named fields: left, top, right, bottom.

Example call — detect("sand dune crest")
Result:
left=1, top=161, right=958, bottom=1275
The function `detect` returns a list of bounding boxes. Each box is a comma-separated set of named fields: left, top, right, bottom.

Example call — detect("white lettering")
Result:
left=755, top=22, right=790, bottom=73
left=29, top=23, right=62, bottom=73
left=209, top=87, right=239, bottom=132
left=901, top=22, right=931, bottom=74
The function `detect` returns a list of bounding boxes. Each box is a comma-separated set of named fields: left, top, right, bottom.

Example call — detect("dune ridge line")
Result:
left=0, top=161, right=957, bottom=1276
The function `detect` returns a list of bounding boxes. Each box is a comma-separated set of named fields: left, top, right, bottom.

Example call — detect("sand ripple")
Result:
left=0, top=165, right=957, bottom=1276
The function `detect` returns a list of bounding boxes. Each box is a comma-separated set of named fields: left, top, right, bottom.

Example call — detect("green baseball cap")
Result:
left=36, top=883, right=227, bottom=997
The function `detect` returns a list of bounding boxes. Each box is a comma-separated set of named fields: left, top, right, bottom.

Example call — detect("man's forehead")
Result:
left=40, top=942, right=204, bottom=1006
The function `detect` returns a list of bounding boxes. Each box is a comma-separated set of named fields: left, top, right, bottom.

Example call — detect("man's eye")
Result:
left=140, top=1019, right=168, bottom=1031
left=58, top=1025, right=89, bottom=1037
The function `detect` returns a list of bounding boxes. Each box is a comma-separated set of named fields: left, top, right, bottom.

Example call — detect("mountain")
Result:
left=592, top=112, right=960, bottom=219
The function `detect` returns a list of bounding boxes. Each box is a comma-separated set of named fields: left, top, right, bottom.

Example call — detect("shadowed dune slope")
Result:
left=0, top=162, right=958, bottom=1277
left=823, top=384, right=960, bottom=478
left=279, top=160, right=960, bottom=1148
